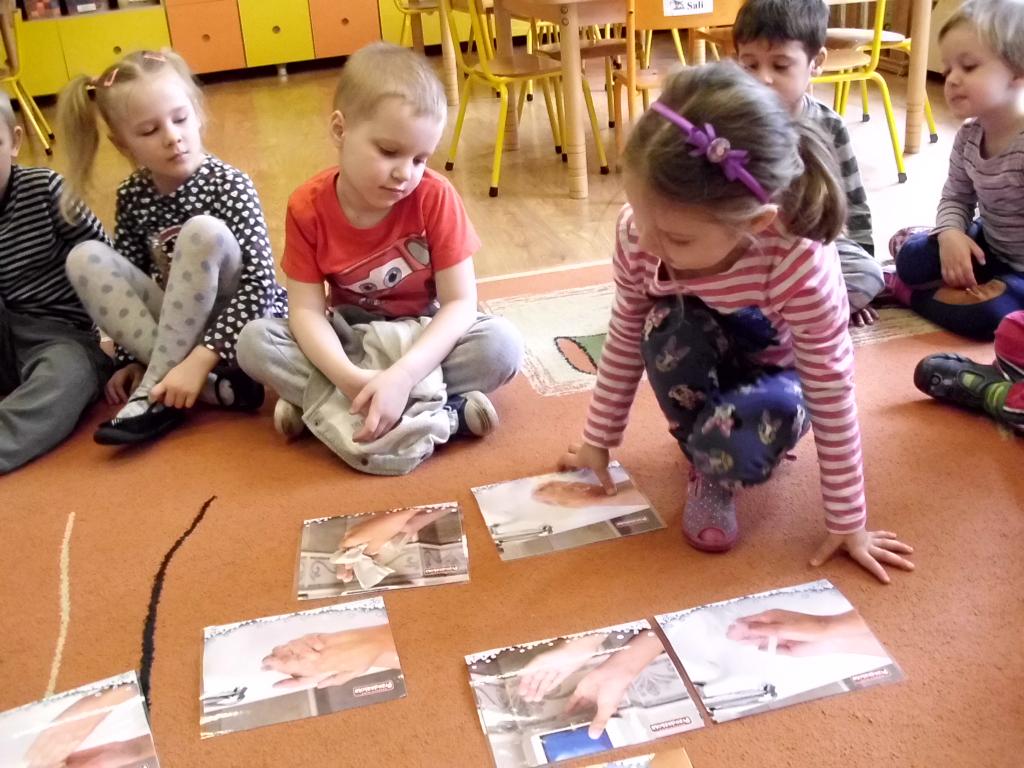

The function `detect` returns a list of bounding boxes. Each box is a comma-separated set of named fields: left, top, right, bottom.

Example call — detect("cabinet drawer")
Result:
left=15, top=17, right=69, bottom=96
left=167, top=0, right=246, bottom=73
left=308, top=0, right=380, bottom=58
left=237, top=0, right=314, bottom=67
left=59, top=7, right=171, bottom=78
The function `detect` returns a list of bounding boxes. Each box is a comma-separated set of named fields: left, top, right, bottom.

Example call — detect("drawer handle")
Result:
left=113, top=45, right=122, bottom=54
left=272, top=25, right=281, bottom=33
left=202, top=34, right=211, bottom=42
left=341, top=17, right=349, bottom=25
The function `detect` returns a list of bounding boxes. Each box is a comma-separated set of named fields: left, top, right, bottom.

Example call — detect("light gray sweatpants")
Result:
left=236, top=309, right=523, bottom=474
left=837, top=237, right=885, bottom=312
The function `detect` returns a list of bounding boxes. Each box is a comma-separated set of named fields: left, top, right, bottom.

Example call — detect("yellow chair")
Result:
left=441, top=0, right=565, bottom=197
left=530, top=20, right=626, bottom=128
left=826, top=25, right=938, bottom=144
left=0, top=1, right=53, bottom=155
left=393, top=0, right=439, bottom=54
left=813, top=0, right=908, bottom=183
left=612, top=0, right=745, bottom=158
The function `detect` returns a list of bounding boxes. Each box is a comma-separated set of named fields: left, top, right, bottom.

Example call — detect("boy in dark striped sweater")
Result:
left=733, top=0, right=884, bottom=327
left=0, top=94, right=112, bottom=473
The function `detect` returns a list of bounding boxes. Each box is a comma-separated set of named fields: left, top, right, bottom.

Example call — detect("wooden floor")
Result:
left=21, top=42, right=956, bottom=280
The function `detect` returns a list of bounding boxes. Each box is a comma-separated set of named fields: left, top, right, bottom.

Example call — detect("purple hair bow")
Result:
left=650, top=102, right=770, bottom=204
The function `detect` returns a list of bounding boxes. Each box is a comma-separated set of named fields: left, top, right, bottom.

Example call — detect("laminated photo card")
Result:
left=466, top=620, right=703, bottom=768
left=656, top=580, right=902, bottom=723
left=582, top=748, right=693, bottom=768
left=296, top=502, right=469, bottom=600
left=0, top=671, right=160, bottom=768
left=200, top=597, right=405, bottom=738
left=471, top=463, right=664, bottom=560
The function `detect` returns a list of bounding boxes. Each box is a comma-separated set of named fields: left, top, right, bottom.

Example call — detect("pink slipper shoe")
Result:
left=683, top=470, right=739, bottom=553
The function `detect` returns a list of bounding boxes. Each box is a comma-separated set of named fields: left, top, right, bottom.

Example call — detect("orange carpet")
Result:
left=2, top=265, right=1022, bottom=768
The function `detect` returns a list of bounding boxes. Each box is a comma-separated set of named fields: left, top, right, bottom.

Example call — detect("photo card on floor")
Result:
left=0, top=671, right=160, bottom=768
left=466, top=619, right=703, bottom=768
left=582, top=747, right=693, bottom=768
left=471, top=463, right=663, bottom=560
left=655, top=579, right=902, bottom=723
left=296, top=502, right=469, bottom=600
left=200, top=597, right=405, bottom=738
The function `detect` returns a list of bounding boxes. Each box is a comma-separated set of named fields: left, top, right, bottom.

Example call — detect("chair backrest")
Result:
left=824, top=0, right=887, bottom=70
left=442, top=0, right=500, bottom=81
left=635, top=0, right=745, bottom=32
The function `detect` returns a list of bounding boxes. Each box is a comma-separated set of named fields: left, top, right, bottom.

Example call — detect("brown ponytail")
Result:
left=780, top=118, right=847, bottom=244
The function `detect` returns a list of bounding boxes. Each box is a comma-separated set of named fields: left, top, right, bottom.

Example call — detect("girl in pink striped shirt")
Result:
left=560, top=63, right=914, bottom=583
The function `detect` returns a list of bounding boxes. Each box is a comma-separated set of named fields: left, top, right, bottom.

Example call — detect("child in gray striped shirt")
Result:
left=890, top=0, right=1024, bottom=340
left=733, top=0, right=884, bottom=327
left=0, top=94, right=113, bottom=473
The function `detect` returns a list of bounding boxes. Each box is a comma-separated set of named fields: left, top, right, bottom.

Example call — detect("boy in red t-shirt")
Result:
left=238, top=43, right=522, bottom=469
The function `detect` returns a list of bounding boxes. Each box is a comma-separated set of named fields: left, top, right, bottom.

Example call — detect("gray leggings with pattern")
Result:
left=66, top=215, right=241, bottom=404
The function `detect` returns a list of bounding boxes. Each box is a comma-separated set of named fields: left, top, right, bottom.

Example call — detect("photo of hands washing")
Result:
left=200, top=598, right=405, bottom=738
left=0, top=672, right=159, bottom=768
left=656, top=580, right=901, bottom=723
left=466, top=621, right=702, bottom=768
left=296, top=503, right=469, bottom=599
left=472, top=464, right=664, bottom=560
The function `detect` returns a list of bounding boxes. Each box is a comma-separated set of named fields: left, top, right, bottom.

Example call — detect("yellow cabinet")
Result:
left=59, top=7, right=171, bottom=78
left=15, top=17, right=69, bottom=96
left=237, top=0, right=314, bottom=68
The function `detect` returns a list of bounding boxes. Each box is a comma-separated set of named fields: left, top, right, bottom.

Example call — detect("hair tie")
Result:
left=102, top=68, right=119, bottom=88
left=142, top=52, right=166, bottom=62
left=650, top=101, right=770, bottom=204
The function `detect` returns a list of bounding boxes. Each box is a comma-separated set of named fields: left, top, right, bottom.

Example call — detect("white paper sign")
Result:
left=663, top=0, right=713, bottom=17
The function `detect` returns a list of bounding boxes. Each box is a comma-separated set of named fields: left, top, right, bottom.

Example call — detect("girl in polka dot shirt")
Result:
left=57, top=50, right=286, bottom=446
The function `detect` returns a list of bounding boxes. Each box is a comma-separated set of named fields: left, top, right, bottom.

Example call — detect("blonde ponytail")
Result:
left=56, top=74, right=101, bottom=222
left=55, top=49, right=204, bottom=222
left=780, top=119, right=847, bottom=244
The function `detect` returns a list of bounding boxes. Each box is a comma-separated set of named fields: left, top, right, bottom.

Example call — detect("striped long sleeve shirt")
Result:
left=801, top=95, right=874, bottom=254
left=934, top=120, right=1024, bottom=269
left=584, top=208, right=866, bottom=533
left=0, top=166, right=109, bottom=331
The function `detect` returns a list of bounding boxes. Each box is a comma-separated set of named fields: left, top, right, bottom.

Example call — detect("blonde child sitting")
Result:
left=58, top=50, right=286, bottom=445
left=238, top=43, right=522, bottom=475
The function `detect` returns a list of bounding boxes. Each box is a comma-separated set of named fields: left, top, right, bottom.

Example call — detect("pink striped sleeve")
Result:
left=771, top=240, right=867, bottom=533
left=583, top=210, right=654, bottom=448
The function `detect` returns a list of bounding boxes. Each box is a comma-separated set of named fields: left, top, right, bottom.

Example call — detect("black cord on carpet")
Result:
left=139, top=495, right=216, bottom=705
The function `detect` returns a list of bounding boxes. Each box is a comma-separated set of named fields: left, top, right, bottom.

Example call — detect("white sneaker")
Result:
left=273, top=398, right=305, bottom=439
left=446, top=391, right=498, bottom=437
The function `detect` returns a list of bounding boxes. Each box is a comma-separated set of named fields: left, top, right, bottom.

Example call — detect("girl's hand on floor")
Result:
left=810, top=529, right=915, bottom=584
left=938, top=230, right=985, bottom=289
left=558, top=443, right=615, bottom=494
left=105, top=363, right=144, bottom=405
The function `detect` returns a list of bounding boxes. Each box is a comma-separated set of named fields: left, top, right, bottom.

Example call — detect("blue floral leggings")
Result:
left=640, top=296, right=808, bottom=485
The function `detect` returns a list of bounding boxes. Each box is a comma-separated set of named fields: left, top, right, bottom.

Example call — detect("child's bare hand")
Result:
left=104, top=363, right=144, bottom=405
left=811, top=529, right=914, bottom=584
left=558, top=443, right=614, bottom=494
left=350, top=366, right=415, bottom=442
left=938, top=230, right=985, bottom=289
left=849, top=306, right=878, bottom=327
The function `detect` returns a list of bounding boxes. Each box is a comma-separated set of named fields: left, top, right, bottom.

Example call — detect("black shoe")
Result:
left=94, top=400, right=187, bottom=445
left=913, top=353, right=1004, bottom=410
left=444, top=391, right=498, bottom=438
left=212, top=365, right=265, bottom=411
